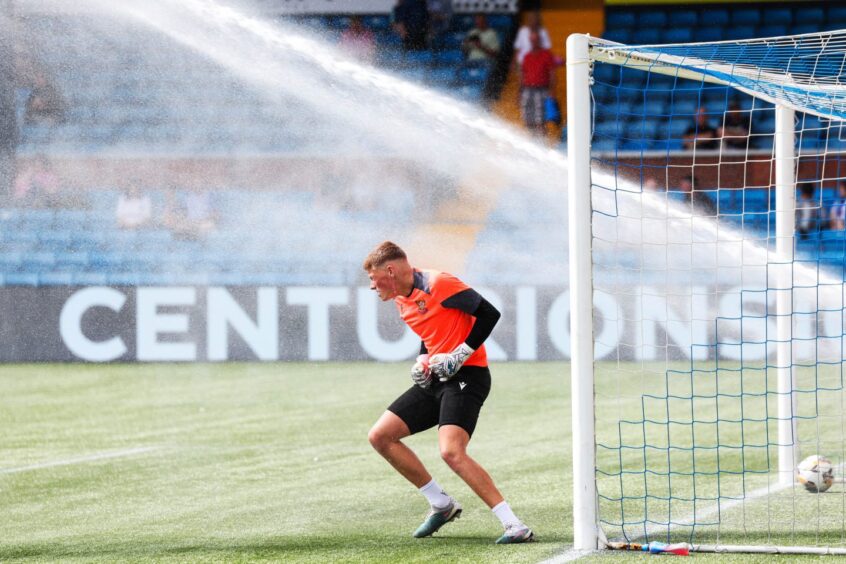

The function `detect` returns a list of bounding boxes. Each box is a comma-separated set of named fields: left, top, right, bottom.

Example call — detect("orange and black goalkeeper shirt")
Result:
left=394, top=268, right=488, bottom=368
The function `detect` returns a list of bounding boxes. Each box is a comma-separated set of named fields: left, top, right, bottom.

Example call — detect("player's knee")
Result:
left=440, top=443, right=466, bottom=468
left=368, top=426, right=390, bottom=453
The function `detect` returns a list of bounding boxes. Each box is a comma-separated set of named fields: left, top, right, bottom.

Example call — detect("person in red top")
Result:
left=364, top=241, right=533, bottom=544
left=520, top=29, right=557, bottom=136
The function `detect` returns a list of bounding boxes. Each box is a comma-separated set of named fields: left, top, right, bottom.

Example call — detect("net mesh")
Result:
left=586, top=33, right=846, bottom=549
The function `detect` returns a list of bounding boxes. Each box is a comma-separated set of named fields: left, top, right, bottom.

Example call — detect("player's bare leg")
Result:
left=369, top=411, right=462, bottom=538
left=438, top=424, right=534, bottom=544
left=368, top=410, right=430, bottom=486
left=438, top=424, right=503, bottom=506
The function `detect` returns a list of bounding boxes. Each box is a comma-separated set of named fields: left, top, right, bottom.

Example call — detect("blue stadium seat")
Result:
left=669, top=99, right=698, bottom=117
left=754, top=135, right=774, bottom=150
left=731, top=8, right=761, bottom=26
left=594, top=121, right=621, bottom=138
left=695, top=27, right=724, bottom=42
left=638, top=11, right=667, bottom=28
left=792, top=24, right=818, bottom=37
left=434, top=49, right=463, bottom=66
left=668, top=10, right=697, bottom=27
left=795, top=7, right=824, bottom=24
left=72, top=272, right=109, bottom=285
left=830, top=6, right=846, bottom=23
left=666, top=117, right=691, bottom=139
left=643, top=100, right=666, bottom=117
left=55, top=251, right=89, bottom=269
left=22, top=252, right=56, bottom=270
left=701, top=8, right=729, bottom=26
left=626, top=119, right=659, bottom=140
left=632, top=28, right=661, bottom=45
left=603, top=29, right=631, bottom=44
left=725, top=26, right=757, bottom=41
left=4, top=273, right=39, bottom=286
left=593, top=63, right=620, bottom=84
left=763, top=8, right=792, bottom=25
left=443, top=31, right=464, bottom=50
left=645, top=74, right=675, bottom=91
left=39, top=230, right=73, bottom=246
left=404, top=50, right=433, bottom=65
left=486, top=14, right=513, bottom=29
left=606, top=10, right=636, bottom=29
left=757, top=25, right=788, bottom=39
left=662, top=28, right=692, bottom=44
left=364, top=15, right=390, bottom=31
left=105, top=272, right=142, bottom=286
left=800, top=135, right=823, bottom=150
left=452, top=14, right=475, bottom=31
left=0, top=251, right=23, bottom=268
left=39, top=271, right=75, bottom=285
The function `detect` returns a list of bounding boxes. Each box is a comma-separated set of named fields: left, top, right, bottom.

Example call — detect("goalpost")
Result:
left=567, top=30, right=846, bottom=554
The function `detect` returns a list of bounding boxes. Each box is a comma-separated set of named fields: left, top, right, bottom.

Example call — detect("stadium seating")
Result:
left=15, top=12, right=514, bottom=157
left=596, top=2, right=846, bottom=152
left=0, top=185, right=415, bottom=286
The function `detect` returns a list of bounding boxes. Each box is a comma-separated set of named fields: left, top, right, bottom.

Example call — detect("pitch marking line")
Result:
left=538, top=548, right=596, bottom=563
left=0, top=446, right=159, bottom=475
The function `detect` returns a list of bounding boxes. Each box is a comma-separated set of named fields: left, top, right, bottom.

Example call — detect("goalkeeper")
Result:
left=363, top=241, right=533, bottom=544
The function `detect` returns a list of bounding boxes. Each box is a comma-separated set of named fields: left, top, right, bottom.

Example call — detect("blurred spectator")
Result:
left=519, top=30, right=557, bottom=136
left=339, top=16, right=377, bottom=63
left=829, top=181, right=846, bottom=231
left=461, top=14, right=500, bottom=67
left=796, top=182, right=819, bottom=239
left=679, top=175, right=716, bottom=215
left=683, top=107, right=719, bottom=150
left=24, top=72, right=66, bottom=125
left=427, top=0, right=452, bottom=48
left=513, top=11, right=551, bottom=66
left=392, top=0, right=429, bottom=51
left=164, top=188, right=218, bottom=239
left=719, top=101, right=750, bottom=149
left=115, top=185, right=152, bottom=230
left=12, top=154, right=66, bottom=208
left=644, top=177, right=659, bottom=191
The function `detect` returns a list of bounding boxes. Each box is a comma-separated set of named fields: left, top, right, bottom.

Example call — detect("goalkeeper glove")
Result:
left=429, top=343, right=475, bottom=382
left=411, top=354, right=432, bottom=389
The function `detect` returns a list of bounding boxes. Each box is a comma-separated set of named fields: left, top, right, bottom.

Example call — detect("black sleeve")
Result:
left=420, top=341, right=428, bottom=355
left=442, top=289, right=501, bottom=350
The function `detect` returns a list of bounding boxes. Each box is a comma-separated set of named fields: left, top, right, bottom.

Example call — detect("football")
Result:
left=797, top=455, right=835, bottom=493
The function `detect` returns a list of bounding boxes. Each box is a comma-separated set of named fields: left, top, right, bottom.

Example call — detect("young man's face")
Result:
left=368, top=265, right=397, bottom=301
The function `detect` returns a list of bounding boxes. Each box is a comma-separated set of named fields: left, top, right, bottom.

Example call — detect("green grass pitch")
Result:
left=0, top=362, right=843, bottom=563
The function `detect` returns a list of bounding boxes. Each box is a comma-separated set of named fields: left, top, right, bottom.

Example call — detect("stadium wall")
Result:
left=0, top=284, right=838, bottom=362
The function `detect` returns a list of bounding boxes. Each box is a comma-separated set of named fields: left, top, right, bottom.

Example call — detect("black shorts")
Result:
left=387, top=365, right=492, bottom=437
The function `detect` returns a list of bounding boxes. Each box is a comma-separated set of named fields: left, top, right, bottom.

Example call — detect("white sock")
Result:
left=419, top=478, right=451, bottom=509
left=492, top=500, right=521, bottom=527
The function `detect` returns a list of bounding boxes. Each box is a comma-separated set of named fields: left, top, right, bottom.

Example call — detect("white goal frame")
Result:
left=565, top=32, right=806, bottom=553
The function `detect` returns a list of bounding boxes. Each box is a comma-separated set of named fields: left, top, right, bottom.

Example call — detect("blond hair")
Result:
left=363, top=241, right=407, bottom=271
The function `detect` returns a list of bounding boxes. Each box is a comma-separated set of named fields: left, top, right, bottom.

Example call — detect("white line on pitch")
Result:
left=0, top=446, right=159, bottom=474
left=537, top=548, right=596, bottom=564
